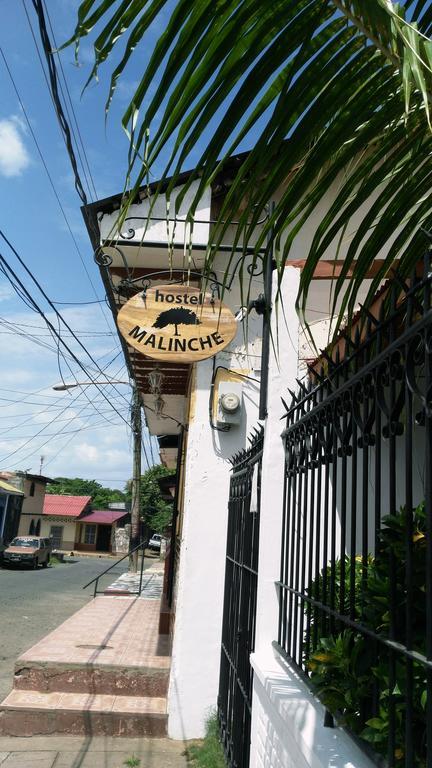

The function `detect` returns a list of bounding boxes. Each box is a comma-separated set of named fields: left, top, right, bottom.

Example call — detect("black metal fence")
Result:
left=218, top=427, right=264, bottom=768
left=275, top=256, right=432, bottom=768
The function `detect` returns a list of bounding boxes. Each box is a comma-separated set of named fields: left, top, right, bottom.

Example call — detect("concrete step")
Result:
left=13, top=659, right=169, bottom=697
left=0, top=690, right=167, bottom=737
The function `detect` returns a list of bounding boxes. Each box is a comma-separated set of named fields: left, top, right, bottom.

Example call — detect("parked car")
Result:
left=2, top=536, right=52, bottom=568
left=148, top=533, right=164, bottom=552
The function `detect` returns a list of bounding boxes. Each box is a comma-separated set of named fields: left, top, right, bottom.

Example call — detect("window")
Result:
left=84, top=525, right=96, bottom=545
left=29, top=482, right=35, bottom=497
left=50, top=526, right=63, bottom=549
left=35, top=519, right=40, bottom=535
left=29, top=520, right=35, bottom=535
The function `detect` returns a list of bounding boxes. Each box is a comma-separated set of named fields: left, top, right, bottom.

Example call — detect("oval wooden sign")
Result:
left=117, top=285, right=237, bottom=363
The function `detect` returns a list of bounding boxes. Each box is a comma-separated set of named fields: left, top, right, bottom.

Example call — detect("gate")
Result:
left=218, top=427, right=263, bottom=768
left=275, top=254, right=432, bottom=767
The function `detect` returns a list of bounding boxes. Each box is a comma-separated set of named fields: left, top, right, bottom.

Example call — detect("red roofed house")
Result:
left=42, top=494, right=129, bottom=553
left=42, top=495, right=91, bottom=552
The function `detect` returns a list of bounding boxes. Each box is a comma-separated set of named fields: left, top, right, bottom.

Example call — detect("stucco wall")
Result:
left=21, top=479, right=46, bottom=516
left=167, top=254, right=264, bottom=740
left=18, top=515, right=41, bottom=536
left=40, top=518, right=77, bottom=550
left=250, top=651, right=375, bottom=768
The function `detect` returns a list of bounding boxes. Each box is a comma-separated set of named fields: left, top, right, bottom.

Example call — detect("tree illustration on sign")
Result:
left=152, top=307, right=201, bottom=337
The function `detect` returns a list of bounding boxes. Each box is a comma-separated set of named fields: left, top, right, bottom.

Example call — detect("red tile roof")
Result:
left=43, top=494, right=91, bottom=518
left=79, top=510, right=128, bottom=525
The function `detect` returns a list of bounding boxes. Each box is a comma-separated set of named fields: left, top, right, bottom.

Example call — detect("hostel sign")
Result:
left=117, top=284, right=237, bottom=363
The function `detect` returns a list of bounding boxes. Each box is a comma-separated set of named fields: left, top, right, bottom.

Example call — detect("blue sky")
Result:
left=0, top=0, right=166, bottom=488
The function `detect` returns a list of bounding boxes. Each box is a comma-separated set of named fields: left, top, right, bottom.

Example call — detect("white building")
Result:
left=83, top=156, right=427, bottom=768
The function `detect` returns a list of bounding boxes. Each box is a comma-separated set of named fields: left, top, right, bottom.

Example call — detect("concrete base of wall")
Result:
left=250, top=650, right=375, bottom=768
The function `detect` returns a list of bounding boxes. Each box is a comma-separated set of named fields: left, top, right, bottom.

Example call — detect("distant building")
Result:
left=0, top=471, right=54, bottom=543
left=15, top=473, right=56, bottom=537
left=0, top=477, right=24, bottom=548
left=42, top=494, right=91, bottom=551
left=42, top=494, right=129, bottom=553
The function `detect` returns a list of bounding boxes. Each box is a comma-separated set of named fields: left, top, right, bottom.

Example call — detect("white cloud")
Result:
left=0, top=302, right=139, bottom=488
left=0, top=284, right=13, bottom=302
left=0, top=116, right=31, bottom=177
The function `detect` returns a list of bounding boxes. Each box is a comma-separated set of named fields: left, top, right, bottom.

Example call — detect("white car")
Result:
left=148, top=533, right=163, bottom=552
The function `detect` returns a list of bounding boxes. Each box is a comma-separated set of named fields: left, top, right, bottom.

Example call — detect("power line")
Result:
left=0, top=244, right=130, bottom=427
left=28, top=0, right=88, bottom=206
left=0, top=356, right=129, bottom=463
left=22, top=0, right=97, bottom=203
left=41, top=0, right=99, bottom=201
left=0, top=44, right=114, bottom=335
left=0, top=229, right=132, bottom=414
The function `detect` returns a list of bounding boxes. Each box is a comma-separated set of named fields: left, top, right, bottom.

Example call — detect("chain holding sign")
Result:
left=117, top=285, right=237, bottom=363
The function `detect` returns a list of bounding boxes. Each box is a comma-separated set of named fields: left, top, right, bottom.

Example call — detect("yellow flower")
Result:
left=394, top=748, right=404, bottom=760
left=312, top=653, right=333, bottom=663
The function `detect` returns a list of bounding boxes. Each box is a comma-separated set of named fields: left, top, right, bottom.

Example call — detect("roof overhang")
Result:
left=82, top=179, right=215, bottom=437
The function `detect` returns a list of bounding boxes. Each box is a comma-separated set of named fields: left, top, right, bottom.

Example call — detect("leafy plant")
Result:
left=308, top=632, right=372, bottom=732
left=125, top=464, right=173, bottom=536
left=66, top=1, right=432, bottom=339
left=307, top=502, right=428, bottom=765
left=185, top=712, right=225, bottom=768
left=123, top=757, right=140, bottom=768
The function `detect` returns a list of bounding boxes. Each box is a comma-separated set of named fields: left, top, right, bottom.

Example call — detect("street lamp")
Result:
left=52, top=379, right=142, bottom=573
left=53, top=380, right=129, bottom=391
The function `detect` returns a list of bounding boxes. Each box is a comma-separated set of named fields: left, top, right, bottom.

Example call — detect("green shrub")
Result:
left=185, top=713, right=225, bottom=768
left=307, top=502, right=427, bottom=766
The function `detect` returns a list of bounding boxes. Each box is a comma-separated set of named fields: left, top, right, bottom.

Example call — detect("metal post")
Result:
left=129, top=386, right=142, bottom=573
left=258, top=202, right=275, bottom=420
left=138, top=542, right=145, bottom=596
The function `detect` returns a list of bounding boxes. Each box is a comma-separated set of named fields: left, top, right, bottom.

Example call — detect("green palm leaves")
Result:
left=68, top=1, right=432, bottom=337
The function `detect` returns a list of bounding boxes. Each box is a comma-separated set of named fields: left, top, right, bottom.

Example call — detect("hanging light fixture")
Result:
left=147, top=367, right=164, bottom=394
left=154, top=395, right=165, bottom=417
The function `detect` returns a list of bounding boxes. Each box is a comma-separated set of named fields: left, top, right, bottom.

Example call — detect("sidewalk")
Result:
left=0, top=734, right=188, bottom=767
left=0, top=560, right=175, bottom=743
left=105, top=559, right=164, bottom=597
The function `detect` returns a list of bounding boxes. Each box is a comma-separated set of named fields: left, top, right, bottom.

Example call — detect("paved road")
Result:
left=0, top=556, right=153, bottom=702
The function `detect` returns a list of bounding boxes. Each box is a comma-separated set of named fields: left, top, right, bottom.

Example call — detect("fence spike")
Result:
left=320, top=350, right=336, bottom=370
left=339, top=330, right=358, bottom=350
left=391, top=271, right=423, bottom=313
left=357, top=304, right=380, bottom=328
left=307, top=363, right=324, bottom=382
left=296, top=378, right=309, bottom=395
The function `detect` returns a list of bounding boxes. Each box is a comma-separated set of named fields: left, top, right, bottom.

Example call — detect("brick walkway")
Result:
left=17, top=596, right=170, bottom=669
left=0, top=563, right=172, bottom=738
left=0, top=735, right=188, bottom=767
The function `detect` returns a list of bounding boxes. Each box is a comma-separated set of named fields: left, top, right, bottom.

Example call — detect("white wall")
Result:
left=40, top=518, right=77, bottom=550
left=250, top=651, right=374, bottom=768
left=99, top=180, right=211, bottom=251
left=167, top=255, right=264, bottom=740
left=21, top=479, right=46, bottom=516
left=249, top=268, right=378, bottom=768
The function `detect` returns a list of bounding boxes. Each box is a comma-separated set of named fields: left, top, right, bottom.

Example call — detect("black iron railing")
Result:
left=83, top=540, right=147, bottom=597
left=275, top=254, right=432, bottom=767
left=218, top=427, right=264, bottom=768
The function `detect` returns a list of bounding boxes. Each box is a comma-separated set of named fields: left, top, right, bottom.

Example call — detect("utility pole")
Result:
left=129, top=385, right=142, bottom=573
left=52, top=378, right=142, bottom=573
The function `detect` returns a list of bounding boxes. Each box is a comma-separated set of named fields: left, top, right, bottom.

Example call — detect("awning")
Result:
left=0, top=479, right=24, bottom=496
left=79, top=510, right=128, bottom=525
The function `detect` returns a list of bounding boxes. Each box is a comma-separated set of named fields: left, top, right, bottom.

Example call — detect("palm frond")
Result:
left=68, top=0, right=432, bottom=339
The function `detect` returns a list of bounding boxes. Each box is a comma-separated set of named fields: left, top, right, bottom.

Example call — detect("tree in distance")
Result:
left=125, top=464, right=173, bottom=536
left=46, top=478, right=125, bottom=509
left=152, top=307, right=200, bottom=337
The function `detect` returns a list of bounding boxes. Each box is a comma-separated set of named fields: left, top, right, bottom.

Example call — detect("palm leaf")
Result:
left=67, top=0, right=432, bottom=340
